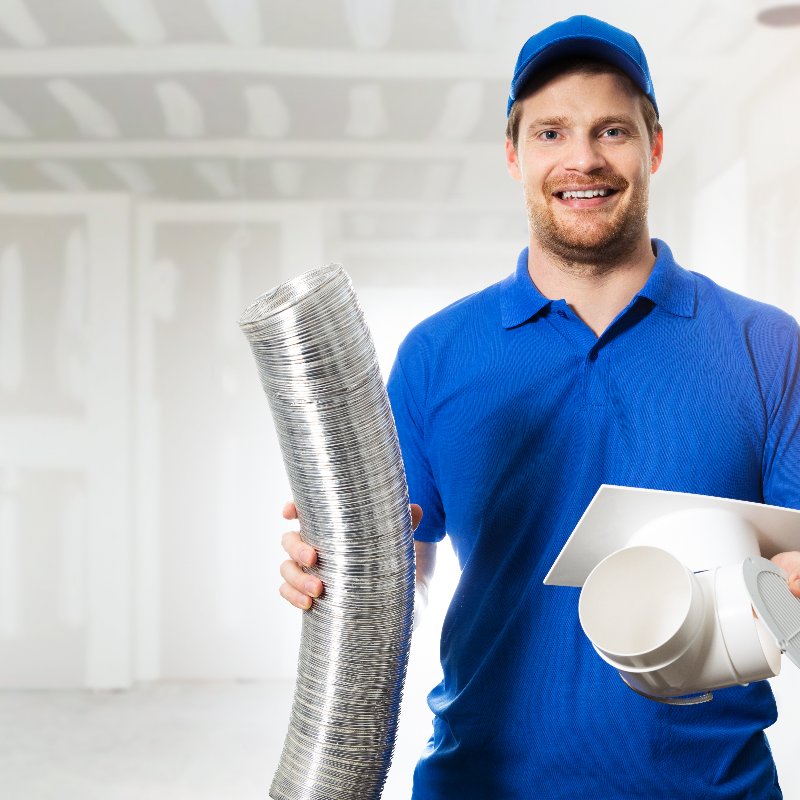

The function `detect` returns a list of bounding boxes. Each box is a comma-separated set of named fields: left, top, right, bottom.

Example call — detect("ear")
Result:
left=650, top=128, right=663, bottom=175
left=505, top=137, right=522, bottom=182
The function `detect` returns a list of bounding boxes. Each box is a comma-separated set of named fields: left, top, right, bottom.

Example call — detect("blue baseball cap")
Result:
left=507, top=15, right=658, bottom=118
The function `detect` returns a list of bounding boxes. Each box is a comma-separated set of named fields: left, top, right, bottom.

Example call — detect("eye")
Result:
left=538, top=130, right=560, bottom=141
left=602, top=127, right=625, bottom=138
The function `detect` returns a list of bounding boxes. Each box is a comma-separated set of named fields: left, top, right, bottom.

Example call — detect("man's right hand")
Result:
left=279, top=502, right=322, bottom=610
left=279, top=501, right=424, bottom=610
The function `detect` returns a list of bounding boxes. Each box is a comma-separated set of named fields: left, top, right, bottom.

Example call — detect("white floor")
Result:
left=0, top=613, right=441, bottom=800
left=3, top=672, right=800, bottom=799
left=0, top=676, right=439, bottom=800
left=0, top=682, right=288, bottom=800
left=0, top=549, right=449, bottom=800
left=3, top=550, right=799, bottom=800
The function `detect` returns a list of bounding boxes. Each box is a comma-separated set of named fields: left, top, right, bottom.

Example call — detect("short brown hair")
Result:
left=505, top=58, right=661, bottom=149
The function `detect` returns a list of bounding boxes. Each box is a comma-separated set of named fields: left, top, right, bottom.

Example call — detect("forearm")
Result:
left=414, top=540, right=437, bottom=626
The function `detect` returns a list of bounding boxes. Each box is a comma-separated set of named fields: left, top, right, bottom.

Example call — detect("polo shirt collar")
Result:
left=635, top=239, right=696, bottom=318
left=500, top=239, right=696, bottom=329
left=499, top=247, right=551, bottom=328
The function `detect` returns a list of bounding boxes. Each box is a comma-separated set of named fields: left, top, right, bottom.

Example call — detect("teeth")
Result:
left=560, top=188, right=611, bottom=199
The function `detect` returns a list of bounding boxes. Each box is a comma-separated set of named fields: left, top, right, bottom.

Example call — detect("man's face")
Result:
left=505, top=69, right=663, bottom=269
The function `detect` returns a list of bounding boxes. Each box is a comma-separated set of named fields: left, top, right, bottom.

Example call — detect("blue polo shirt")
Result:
left=386, top=240, right=800, bottom=799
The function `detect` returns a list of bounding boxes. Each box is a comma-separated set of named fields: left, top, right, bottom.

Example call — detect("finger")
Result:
left=770, top=552, right=800, bottom=598
left=771, top=552, right=793, bottom=572
left=410, top=503, right=423, bottom=532
left=279, top=581, right=313, bottom=610
left=281, top=530, right=317, bottom=567
left=282, top=501, right=298, bottom=521
left=280, top=558, right=323, bottom=598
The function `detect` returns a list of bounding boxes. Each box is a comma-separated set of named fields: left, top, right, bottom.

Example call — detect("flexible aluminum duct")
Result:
left=239, top=264, right=415, bottom=800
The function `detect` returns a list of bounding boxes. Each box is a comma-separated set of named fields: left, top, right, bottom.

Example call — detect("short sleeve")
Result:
left=762, top=320, right=800, bottom=510
left=387, top=350, right=446, bottom=542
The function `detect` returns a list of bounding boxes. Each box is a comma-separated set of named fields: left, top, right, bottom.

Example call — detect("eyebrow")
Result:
left=592, top=114, right=639, bottom=130
left=526, top=116, right=569, bottom=134
left=525, top=113, right=640, bottom=136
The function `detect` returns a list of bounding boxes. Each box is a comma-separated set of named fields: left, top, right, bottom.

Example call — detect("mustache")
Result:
left=544, top=173, right=629, bottom=195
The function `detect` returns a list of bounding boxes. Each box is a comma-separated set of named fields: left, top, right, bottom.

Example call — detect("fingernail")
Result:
left=302, top=548, right=314, bottom=566
left=792, top=577, right=800, bottom=592
left=300, top=596, right=312, bottom=610
left=305, top=580, right=320, bottom=598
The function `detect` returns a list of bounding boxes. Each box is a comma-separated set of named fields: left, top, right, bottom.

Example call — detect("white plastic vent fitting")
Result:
left=546, top=486, right=800, bottom=704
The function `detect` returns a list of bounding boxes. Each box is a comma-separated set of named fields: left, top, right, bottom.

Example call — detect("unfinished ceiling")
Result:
left=0, top=0, right=797, bottom=245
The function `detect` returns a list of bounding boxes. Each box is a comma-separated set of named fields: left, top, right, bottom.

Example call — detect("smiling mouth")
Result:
left=556, top=188, right=619, bottom=200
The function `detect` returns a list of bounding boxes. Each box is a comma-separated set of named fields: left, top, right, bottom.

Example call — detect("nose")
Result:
left=563, top=133, right=606, bottom=173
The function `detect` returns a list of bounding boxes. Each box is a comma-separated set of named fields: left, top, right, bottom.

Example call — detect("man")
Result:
left=280, top=15, right=800, bottom=799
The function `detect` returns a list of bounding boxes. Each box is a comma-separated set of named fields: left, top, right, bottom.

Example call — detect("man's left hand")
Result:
left=771, top=551, right=800, bottom=598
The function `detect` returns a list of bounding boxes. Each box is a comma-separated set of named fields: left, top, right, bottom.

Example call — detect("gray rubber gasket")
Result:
left=743, top=556, right=800, bottom=670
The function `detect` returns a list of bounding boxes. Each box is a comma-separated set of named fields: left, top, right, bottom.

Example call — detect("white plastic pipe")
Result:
left=578, top=544, right=781, bottom=701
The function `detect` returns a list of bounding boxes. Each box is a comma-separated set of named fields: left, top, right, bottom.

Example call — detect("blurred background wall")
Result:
left=1, top=0, right=800, bottom=797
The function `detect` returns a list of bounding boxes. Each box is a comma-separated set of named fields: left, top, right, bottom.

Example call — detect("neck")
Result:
left=527, top=234, right=656, bottom=337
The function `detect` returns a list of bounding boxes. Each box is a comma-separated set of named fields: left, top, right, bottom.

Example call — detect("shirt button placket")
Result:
left=585, top=347, right=606, bottom=407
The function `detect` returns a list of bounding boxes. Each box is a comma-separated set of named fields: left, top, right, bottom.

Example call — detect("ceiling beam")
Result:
left=0, top=44, right=723, bottom=80
left=329, top=200, right=519, bottom=212
left=0, top=45, right=509, bottom=79
left=0, top=139, right=500, bottom=160
left=333, top=239, right=522, bottom=257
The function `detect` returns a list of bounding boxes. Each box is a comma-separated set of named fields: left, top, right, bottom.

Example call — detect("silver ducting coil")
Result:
left=239, top=264, right=415, bottom=800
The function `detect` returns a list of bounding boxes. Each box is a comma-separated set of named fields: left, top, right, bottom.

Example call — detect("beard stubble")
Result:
left=526, top=170, right=650, bottom=276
